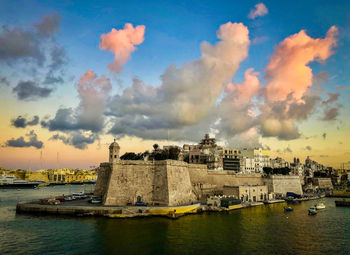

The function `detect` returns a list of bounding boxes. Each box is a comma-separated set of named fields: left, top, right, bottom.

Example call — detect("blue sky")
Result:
left=0, top=0, right=349, bottom=169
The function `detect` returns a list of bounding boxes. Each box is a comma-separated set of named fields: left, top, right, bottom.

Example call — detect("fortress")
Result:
left=94, top=140, right=303, bottom=206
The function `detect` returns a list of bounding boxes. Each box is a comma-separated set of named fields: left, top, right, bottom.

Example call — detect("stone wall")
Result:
left=94, top=163, right=112, bottom=198
left=104, top=161, right=157, bottom=206
left=187, top=164, right=263, bottom=199
left=166, top=160, right=196, bottom=205
left=188, top=164, right=263, bottom=187
left=313, top=178, right=333, bottom=190
left=102, top=160, right=196, bottom=206
left=263, top=175, right=303, bottom=196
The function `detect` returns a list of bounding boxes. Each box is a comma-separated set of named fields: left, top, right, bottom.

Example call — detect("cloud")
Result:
left=0, top=26, right=43, bottom=63
left=322, top=106, right=340, bottom=120
left=284, top=146, right=293, bottom=153
left=99, top=23, right=145, bottom=73
left=11, top=115, right=39, bottom=128
left=322, top=133, right=327, bottom=139
left=13, top=80, right=52, bottom=100
left=215, top=68, right=260, bottom=138
left=306, top=145, right=312, bottom=151
left=248, top=3, right=268, bottom=19
left=5, top=130, right=43, bottom=149
left=0, top=76, right=10, bottom=86
left=258, top=26, right=338, bottom=140
left=321, top=93, right=341, bottom=121
left=264, top=26, right=338, bottom=101
left=322, top=93, right=339, bottom=105
left=42, top=70, right=112, bottom=149
left=0, top=13, right=67, bottom=99
left=107, top=22, right=250, bottom=143
left=34, top=13, right=61, bottom=36
left=50, top=132, right=97, bottom=150
left=42, top=70, right=112, bottom=132
left=259, top=94, right=320, bottom=140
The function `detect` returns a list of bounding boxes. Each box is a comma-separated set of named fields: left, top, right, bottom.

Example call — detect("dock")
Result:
left=16, top=198, right=202, bottom=219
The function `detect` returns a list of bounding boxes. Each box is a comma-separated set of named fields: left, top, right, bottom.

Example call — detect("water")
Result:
left=1, top=186, right=350, bottom=255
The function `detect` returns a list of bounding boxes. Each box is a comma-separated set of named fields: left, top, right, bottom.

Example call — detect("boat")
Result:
left=284, top=206, right=293, bottom=212
left=108, top=203, right=201, bottom=219
left=335, top=200, right=350, bottom=207
left=0, top=173, right=40, bottom=189
left=308, top=207, right=317, bottom=215
left=315, top=202, right=326, bottom=210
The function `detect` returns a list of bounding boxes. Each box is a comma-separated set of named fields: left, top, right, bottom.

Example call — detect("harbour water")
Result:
left=1, top=186, right=350, bottom=255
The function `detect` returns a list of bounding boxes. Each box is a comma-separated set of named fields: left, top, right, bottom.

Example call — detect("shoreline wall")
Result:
left=96, top=159, right=303, bottom=206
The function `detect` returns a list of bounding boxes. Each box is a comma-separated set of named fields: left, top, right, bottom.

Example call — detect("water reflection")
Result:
left=1, top=187, right=350, bottom=255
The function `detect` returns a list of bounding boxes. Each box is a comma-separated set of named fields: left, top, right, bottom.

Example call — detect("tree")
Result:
left=153, top=144, right=159, bottom=151
left=263, top=167, right=273, bottom=175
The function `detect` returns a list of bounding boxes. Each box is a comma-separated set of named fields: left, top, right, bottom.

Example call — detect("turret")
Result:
left=109, top=139, right=120, bottom=164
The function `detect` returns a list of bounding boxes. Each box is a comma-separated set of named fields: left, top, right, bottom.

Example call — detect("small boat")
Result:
left=315, top=203, right=326, bottom=210
left=308, top=207, right=317, bottom=215
left=284, top=206, right=293, bottom=212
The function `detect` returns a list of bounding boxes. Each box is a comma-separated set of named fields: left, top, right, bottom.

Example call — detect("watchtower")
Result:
left=109, top=139, right=120, bottom=164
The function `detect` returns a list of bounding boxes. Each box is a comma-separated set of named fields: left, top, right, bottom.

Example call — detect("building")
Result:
left=270, top=157, right=290, bottom=169
left=223, top=184, right=268, bottom=202
left=241, top=157, right=255, bottom=174
left=188, top=134, right=223, bottom=170
left=304, top=156, right=326, bottom=177
left=222, top=147, right=241, bottom=172
left=48, top=168, right=97, bottom=184
left=290, top=157, right=304, bottom=177
left=241, top=148, right=269, bottom=173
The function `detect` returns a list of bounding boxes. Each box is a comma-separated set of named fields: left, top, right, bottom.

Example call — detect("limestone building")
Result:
left=223, top=184, right=268, bottom=202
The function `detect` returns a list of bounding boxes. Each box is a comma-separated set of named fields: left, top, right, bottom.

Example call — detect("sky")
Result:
left=0, top=0, right=349, bottom=170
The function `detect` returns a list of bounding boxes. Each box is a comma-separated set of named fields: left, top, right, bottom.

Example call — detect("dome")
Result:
left=109, top=139, right=120, bottom=149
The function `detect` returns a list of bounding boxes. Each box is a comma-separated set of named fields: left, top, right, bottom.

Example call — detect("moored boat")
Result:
left=0, top=173, right=39, bottom=189
left=284, top=206, right=293, bottom=212
left=308, top=207, right=317, bottom=215
left=315, top=202, right=326, bottom=210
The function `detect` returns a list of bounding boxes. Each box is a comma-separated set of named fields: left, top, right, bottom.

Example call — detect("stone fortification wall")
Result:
left=188, top=164, right=263, bottom=187
left=314, top=178, right=333, bottom=190
left=187, top=164, right=263, bottom=199
left=102, top=160, right=196, bottom=206
left=94, top=163, right=112, bottom=197
left=166, top=160, right=196, bottom=205
left=264, top=175, right=303, bottom=196
left=104, top=161, right=159, bottom=206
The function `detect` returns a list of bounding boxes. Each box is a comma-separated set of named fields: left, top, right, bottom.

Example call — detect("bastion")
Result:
left=95, top=140, right=304, bottom=206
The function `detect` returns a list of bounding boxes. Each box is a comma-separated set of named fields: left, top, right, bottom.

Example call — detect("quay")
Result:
left=16, top=194, right=324, bottom=219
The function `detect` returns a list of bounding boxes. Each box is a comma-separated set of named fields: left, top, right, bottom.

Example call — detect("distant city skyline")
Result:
left=0, top=0, right=349, bottom=169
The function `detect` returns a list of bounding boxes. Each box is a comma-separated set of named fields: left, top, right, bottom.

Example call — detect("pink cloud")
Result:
left=265, top=26, right=338, bottom=102
left=248, top=3, right=268, bottom=19
left=225, top=68, right=260, bottom=106
left=99, top=23, right=145, bottom=73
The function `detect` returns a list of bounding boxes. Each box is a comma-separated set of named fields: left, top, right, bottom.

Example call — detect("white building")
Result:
left=241, top=148, right=270, bottom=173
left=241, top=157, right=255, bottom=174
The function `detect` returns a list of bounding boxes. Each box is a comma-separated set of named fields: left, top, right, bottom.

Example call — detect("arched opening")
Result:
left=137, top=196, right=142, bottom=202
